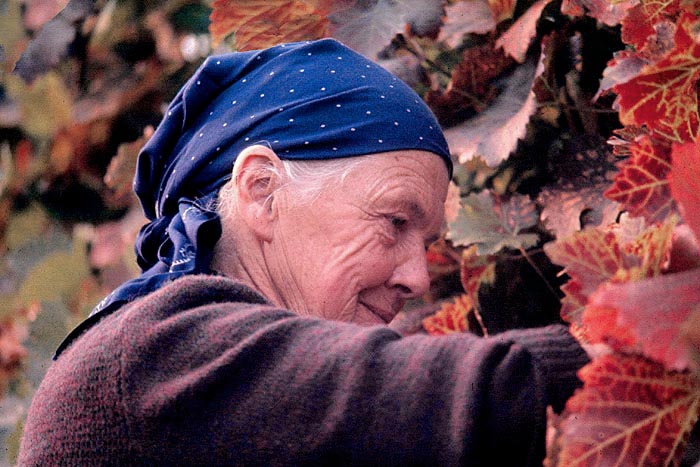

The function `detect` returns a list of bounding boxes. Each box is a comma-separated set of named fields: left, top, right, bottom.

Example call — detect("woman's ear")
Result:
left=230, top=144, right=284, bottom=242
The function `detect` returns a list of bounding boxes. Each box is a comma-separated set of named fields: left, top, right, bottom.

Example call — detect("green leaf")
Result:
left=0, top=236, right=90, bottom=318
left=447, top=190, right=540, bottom=255
left=5, top=204, right=50, bottom=251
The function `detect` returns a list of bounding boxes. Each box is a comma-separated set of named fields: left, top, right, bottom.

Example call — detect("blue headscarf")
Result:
left=56, top=39, right=451, bottom=356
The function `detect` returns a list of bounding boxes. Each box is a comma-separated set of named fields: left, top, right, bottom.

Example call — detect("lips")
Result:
left=360, top=300, right=403, bottom=324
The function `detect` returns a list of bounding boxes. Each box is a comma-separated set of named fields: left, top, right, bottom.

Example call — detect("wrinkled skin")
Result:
left=217, top=149, right=450, bottom=325
left=269, top=151, right=449, bottom=324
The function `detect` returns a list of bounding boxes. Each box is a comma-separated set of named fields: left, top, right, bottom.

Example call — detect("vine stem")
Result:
left=471, top=302, right=489, bottom=337
left=518, top=246, right=561, bottom=302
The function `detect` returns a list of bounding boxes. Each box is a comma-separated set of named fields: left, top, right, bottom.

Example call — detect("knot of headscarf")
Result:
left=57, top=39, right=451, bottom=356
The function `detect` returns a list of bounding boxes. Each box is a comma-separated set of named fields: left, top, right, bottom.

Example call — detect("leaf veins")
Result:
left=556, top=354, right=700, bottom=467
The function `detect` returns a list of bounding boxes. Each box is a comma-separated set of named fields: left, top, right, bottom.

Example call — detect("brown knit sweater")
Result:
left=18, top=275, right=588, bottom=466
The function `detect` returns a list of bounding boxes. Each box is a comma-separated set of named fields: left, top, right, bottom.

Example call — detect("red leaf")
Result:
left=556, top=354, right=700, bottom=467
left=614, top=13, right=700, bottom=143
left=561, top=0, right=637, bottom=26
left=596, top=50, right=647, bottom=99
left=582, top=303, right=637, bottom=348
left=422, top=295, right=473, bottom=335
left=546, top=216, right=676, bottom=337
left=669, top=140, right=700, bottom=242
left=604, top=136, right=673, bottom=223
left=620, top=0, right=680, bottom=51
left=545, top=228, right=624, bottom=297
left=588, top=267, right=700, bottom=371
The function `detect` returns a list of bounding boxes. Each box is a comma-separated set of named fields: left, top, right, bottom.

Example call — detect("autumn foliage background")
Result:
left=1, top=0, right=700, bottom=465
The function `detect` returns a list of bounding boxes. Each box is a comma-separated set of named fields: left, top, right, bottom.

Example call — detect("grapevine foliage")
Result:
left=1, top=0, right=700, bottom=465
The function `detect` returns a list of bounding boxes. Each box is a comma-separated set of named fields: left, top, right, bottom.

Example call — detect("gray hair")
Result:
left=217, top=157, right=363, bottom=219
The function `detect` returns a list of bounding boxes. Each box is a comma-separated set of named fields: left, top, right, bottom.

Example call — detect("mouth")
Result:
left=360, top=301, right=401, bottom=324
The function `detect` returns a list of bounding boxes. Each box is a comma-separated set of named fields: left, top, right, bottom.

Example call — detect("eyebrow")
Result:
left=401, top=200, right=441, bottom=244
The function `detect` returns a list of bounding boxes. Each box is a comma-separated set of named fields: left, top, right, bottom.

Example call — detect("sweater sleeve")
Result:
left=18, top=275, right=588, bottom=467
left=117, top=276, right=588, bottom=467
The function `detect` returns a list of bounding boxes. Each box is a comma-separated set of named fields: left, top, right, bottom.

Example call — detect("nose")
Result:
left=387, top=242, right=431, bottom=299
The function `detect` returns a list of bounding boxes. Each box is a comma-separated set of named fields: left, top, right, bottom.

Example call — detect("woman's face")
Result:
left=267, top=150, right=449, bottom=325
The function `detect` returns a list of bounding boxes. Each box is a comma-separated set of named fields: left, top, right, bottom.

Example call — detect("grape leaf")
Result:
left=5, top=72, right=73, bottom=139
left=0, top=312, right=31, bottom=398
left=329, top=0, right=444, bottom=59
left=538, top=185, right=620, bottom=238
left=596, top=50, right=647, bottom=100
left=425, top=41, right=514, bottom=125
left=104, top=128, right=153, bottom=208
left=545, top=227, right=624, bottom=327
left=0, top=1, right=26, bottom=71
left=488, top=0, right=517, bottom=22
left=13, top=0, right=97, bottom=83
left=447, top=190, right=540, bottom=255
left=669, top=140, right=700, bottom=242
left=495, top=0, right=552, bottom=64
left=544, top=228, right=624, bottom=297
left=422, top=294, right=473, bottom=335
left=588, top=267, right=700, bottom=372
left=22, top=0, right=70, bottom=31
left=667, top=225, right=700, bottom=273
left=680, top=309, right=700, bottom=373
left=5, top=204, right=50, bottom=252
left=620, top=0, right=680, bottom=51
left=604, top=136, right=674, bottom=223
left=622, top=215, right=676, bottom=279
left=561, top=0, right=637, bottom=25
left=1, top=237, right=90, bottom=318
left=614, top=12, right=700, bottom=143
left=438, top=0, right=497, bottom=48
left=460, top=245, right=496, bottom=302
left=444, top=55, right=542, bottom=166
left=546, top=216, right=677, bottom=335
left=555, top=354, right=700, bottom=467
left=209, top=0, right=329, bottom=51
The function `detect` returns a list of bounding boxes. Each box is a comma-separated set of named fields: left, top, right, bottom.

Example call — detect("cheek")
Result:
left=323, top=227, right=397, bottom=289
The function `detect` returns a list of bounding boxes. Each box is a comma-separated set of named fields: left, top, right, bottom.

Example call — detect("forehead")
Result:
left=341, top=151, right=449, bottom=216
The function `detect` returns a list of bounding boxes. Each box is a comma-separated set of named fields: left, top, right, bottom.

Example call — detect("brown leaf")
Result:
left=438, top=0, right=497, bottom=48
left=444, top=54, right=542, bottom=166
left=104, top=127, right=153, bottom=208
left=210, top=0, right=329, bottom=50
left=426, top=40, right=513, bottom=125
left=329, top=0, right=444, bottom=59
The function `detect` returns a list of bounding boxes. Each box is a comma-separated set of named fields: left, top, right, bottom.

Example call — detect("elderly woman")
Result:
left=19, top=39, right=588, bottom=466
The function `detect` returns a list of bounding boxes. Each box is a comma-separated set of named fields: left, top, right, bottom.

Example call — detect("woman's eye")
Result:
left=390, top=216, right=407, bottom=229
